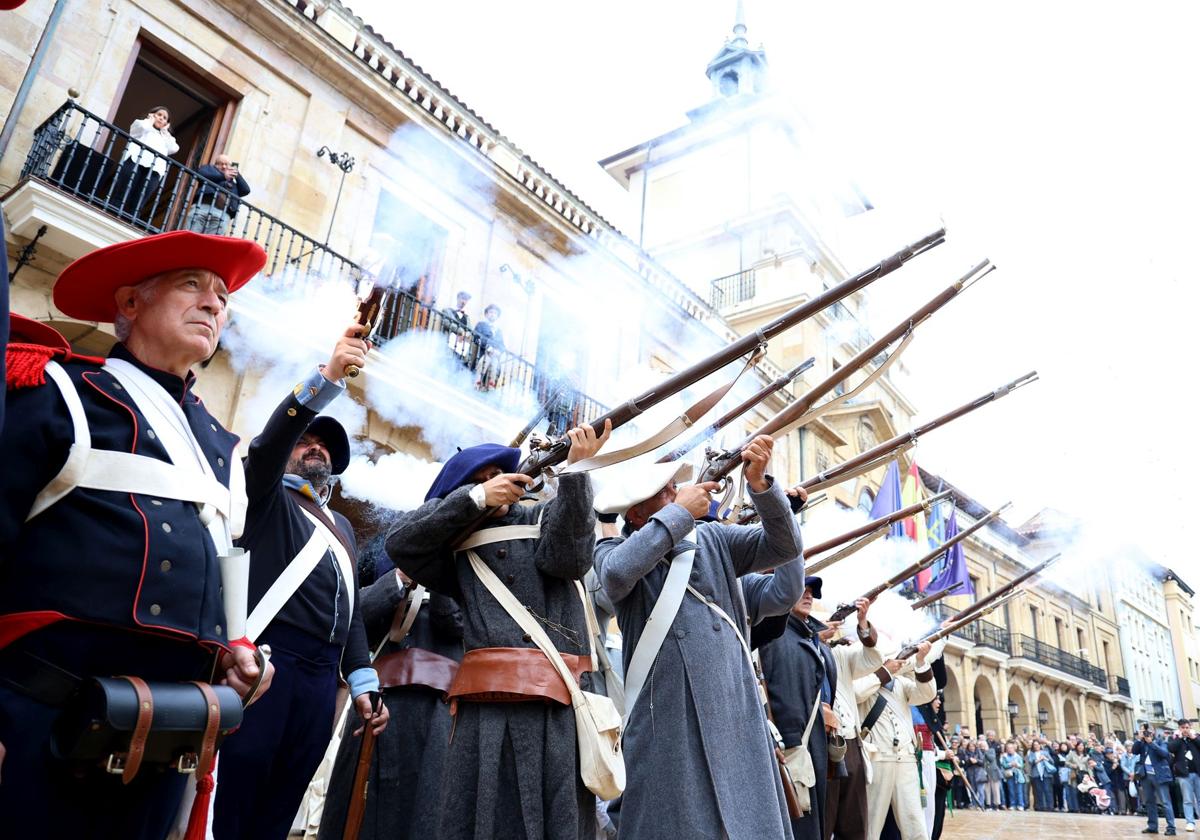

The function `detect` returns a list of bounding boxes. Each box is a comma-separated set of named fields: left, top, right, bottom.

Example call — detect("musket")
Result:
left=797, top=372, right=1039, bottom=493
left=894, top=587, right=1023, bottom=660
left=944, top=553, right=1062, bottom=625
left=341, top=692, right=382, bottom=840
left=801, top=490, right=955, bottom=573
left=825, top=503, right=1011, bottom=623
left=695, top=260, right=989, bottom=486
left=345, top=285, right=388, bottom=378
left=911, top=581, right=965, bottom=610
left=800, top=490, right=954, bottom=553
left=450, top=229, right=946, bottom=543
left=658, top=356, right=816, bottom=463
left=509, top=386, right=566, bottom=448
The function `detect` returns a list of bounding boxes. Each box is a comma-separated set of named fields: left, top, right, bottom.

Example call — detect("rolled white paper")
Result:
left=219, top=547, right=251, bottom=643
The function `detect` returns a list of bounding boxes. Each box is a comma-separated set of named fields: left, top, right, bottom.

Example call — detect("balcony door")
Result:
left=107, top=36, right=239, bottom=230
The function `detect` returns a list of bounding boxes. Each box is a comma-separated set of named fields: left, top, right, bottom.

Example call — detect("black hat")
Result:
left=306, top=415, right=350, bottom=475
left=804, top=576, right=823, bottom=599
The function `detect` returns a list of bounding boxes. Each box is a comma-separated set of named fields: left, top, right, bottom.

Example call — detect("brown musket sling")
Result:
left=446, top=647, right=589, bottom=709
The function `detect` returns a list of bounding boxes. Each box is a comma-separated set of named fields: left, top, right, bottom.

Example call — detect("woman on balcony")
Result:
left=112, top=106, right=178, bottom=223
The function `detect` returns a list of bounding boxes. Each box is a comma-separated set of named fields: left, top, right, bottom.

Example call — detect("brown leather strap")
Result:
left=447, top=647, right=589, bottom=706
left=287, top=488, right=357, bottom=560
left=191, top=682, right=222, bottom=778
left=121, top=676, right=154, bottom=785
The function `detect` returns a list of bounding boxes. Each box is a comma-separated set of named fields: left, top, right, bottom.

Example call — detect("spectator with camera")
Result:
left=184, top=153, right=251, bottom=235
left=1169, top=718, right=1200, bottom=832
left=1135, top=725, right=1177, bottom=835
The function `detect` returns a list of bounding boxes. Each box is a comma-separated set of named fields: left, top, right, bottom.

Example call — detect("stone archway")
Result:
left=1063, top=696, right=1082, bottom=737
left=1037, top=690, right=1058, bottom=739
left=943, top=667, right=965, bottom=731
left=973, top=673, right=1001, bottom=739
left=1008, top=683, right=1032, bottom=737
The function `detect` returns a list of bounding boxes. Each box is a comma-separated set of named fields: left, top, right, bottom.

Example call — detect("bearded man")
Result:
left=213, top=325, right=387, bottom=840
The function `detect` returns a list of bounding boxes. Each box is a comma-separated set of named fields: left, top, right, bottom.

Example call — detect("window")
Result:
left=1029, top=606, right=1039, bottom=641
left=1055, top=617, right=1065, bottom=649
left=857, top=488, right=874, bottom=515
left=1077, top=627, right=1087, bottom=658
left=970, top=575, right=982, bottom=605
left=369, top=190, right=449, bottom=304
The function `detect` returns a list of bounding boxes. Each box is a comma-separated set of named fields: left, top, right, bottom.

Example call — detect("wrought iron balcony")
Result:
left=16, top=100, right=609, bottom=429
left=1109, top=675, right=1131, bottom=697
left=366, top=286, right=608, bottom=430
left=930, top=603, right=1011, bottom=654
left=1011, top=635, right=1108, bottom=688
left=19, top=100, right=361, bottom=284
left=709, top=268, right=757, bottom=308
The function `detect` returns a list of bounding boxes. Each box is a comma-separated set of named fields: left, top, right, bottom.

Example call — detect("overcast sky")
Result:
left=351, top=0, right=1200, bottom=576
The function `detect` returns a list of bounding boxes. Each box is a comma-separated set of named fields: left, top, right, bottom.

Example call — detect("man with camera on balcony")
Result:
left=183, top=153, right=252, bottom=236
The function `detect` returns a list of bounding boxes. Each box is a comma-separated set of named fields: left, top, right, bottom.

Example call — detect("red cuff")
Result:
left=230, top=636, right=256, bottom=652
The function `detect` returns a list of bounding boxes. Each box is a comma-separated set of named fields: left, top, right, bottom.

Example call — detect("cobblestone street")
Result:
left=941, top=809, right=1153, bottom=839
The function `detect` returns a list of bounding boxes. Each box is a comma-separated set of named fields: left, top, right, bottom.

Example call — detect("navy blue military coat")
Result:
left=0, top=342, right=236, bottom=655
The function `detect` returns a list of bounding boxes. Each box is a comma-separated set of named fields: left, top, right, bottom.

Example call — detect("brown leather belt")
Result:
left=122, top=676, right=153, bottom=784
left=374, top=647, right=460, bottom=695
left=446, top=646, right=588, bottom=708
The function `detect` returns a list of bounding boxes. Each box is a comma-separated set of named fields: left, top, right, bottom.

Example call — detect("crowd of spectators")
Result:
left=943, top=719, right=1200, bottom=835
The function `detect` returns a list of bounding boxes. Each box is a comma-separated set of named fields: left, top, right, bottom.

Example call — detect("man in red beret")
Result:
left=0, top=231, right=275, bottom=840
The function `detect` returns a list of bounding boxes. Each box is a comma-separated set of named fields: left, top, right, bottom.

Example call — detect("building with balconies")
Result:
left=1163, top=570, right=1200, bottom=721
left=596, top=5, right=919, bottom=500
left=2, top=0, right=806, bottom=535
left=917, top=474, right=1135, bottom=741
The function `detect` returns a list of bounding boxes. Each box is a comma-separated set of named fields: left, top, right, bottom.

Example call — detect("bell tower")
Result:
left=705, top=0, right=768, bottom=99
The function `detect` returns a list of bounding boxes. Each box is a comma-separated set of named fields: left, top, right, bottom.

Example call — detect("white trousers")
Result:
left=866, top=758, right=929, bottom=840
left=921, top=750, right=936, bottom=833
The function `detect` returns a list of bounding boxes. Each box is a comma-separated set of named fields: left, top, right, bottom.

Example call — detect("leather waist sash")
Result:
left=374, top=647, right=460, bottom=694
left=446, top=646, right=588, bottom=707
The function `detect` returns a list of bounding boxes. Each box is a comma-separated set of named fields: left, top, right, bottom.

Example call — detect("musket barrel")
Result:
left=911, top=581, right=965, bottom=610
left=826, top=504, right=1009, bottom=622
left=659, top=356, right=816, bottom=463
left=799, top=372, right=1038, bottom=492
left=697, top=261, right=992, bottom=485
left=895, top=588, right=1022, bottom=660
left=799, top=490, right=954, bottom=556
left=450, top=229, right=945, bottom=545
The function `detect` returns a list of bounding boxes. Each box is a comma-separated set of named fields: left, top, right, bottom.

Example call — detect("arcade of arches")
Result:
left=939, top=650, right=1133, bottom=740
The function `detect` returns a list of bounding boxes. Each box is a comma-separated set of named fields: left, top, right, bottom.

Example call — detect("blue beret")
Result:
left=804, top=576, right=823, bottom=599
left=424, top=443, right=522, bottom=502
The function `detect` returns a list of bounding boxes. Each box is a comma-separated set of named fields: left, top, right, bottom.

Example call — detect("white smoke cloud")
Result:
left=339, top=451, right=444, bottom=514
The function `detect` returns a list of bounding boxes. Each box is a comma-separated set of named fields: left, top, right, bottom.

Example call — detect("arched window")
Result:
left=857, top=487, right=874, bottom=515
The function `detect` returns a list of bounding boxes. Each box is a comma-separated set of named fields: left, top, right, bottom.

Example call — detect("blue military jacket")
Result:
left=0, top=343, right=237, bottom=652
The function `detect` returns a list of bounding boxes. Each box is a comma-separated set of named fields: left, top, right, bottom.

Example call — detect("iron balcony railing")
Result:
left=20, top=101, right=610, bottom=428
left=1012, top=634, right=1108, bottom=688
left=366, top=286, right=608, bottom=430
left=20, top=100, right=361, bottom=284
left=1109, top=675, right=1131, bottom=697
left=709, top=268, right=756, bottom=308
left=931, top=603, right=1011, bottom=654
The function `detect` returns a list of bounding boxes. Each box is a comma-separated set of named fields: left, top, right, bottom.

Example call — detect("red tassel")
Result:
left=6, top=343, right=57, bottom=389
left=183, top=770, right=215, bottom=840
left=5, top=344, right=106, bottom=391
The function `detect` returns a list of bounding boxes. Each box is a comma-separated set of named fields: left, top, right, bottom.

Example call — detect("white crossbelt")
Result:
left=245, top=505, right=355, bottom=643
left=29, top=360, right=244, bottom=554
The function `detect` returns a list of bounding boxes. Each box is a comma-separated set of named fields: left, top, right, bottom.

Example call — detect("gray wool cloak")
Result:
left=319, top=573, right=464, bottom=840
left=385, top=473, right=597, bottom=840
left=593, top=477, right=804, bottom=840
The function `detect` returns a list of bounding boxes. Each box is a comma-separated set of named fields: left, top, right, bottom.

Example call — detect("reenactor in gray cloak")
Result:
left=385, top=424, right=609, bottom=840
left=319, top=555, right=464, bottom=840
left=592, top=435, right=804, bottom=840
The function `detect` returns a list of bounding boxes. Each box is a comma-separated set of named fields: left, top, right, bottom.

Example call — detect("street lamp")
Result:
left=1038, top=708, right=1050, bottom=726
left=1007, top=701, right=1019, bottom=735
left=316, top=146, right=355, bottom=246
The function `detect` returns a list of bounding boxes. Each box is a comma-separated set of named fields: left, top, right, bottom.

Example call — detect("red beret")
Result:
left=0, top=1, right=28, bottom=9
left=53, top=231, right=267, bottom=322
left=9, top=314, right=70, bottom=352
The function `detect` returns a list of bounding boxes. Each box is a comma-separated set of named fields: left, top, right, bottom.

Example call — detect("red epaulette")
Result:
left=5, top=343, right=105, bottom=390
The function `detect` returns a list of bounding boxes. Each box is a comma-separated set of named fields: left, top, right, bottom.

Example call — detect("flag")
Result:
left=900, top=461, right=931, bottom=590
left=926, top=506, right=976, bottom=598
left=869, top=461, right=906, bottom=539
left=925, top=485, right=949, bottom=581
